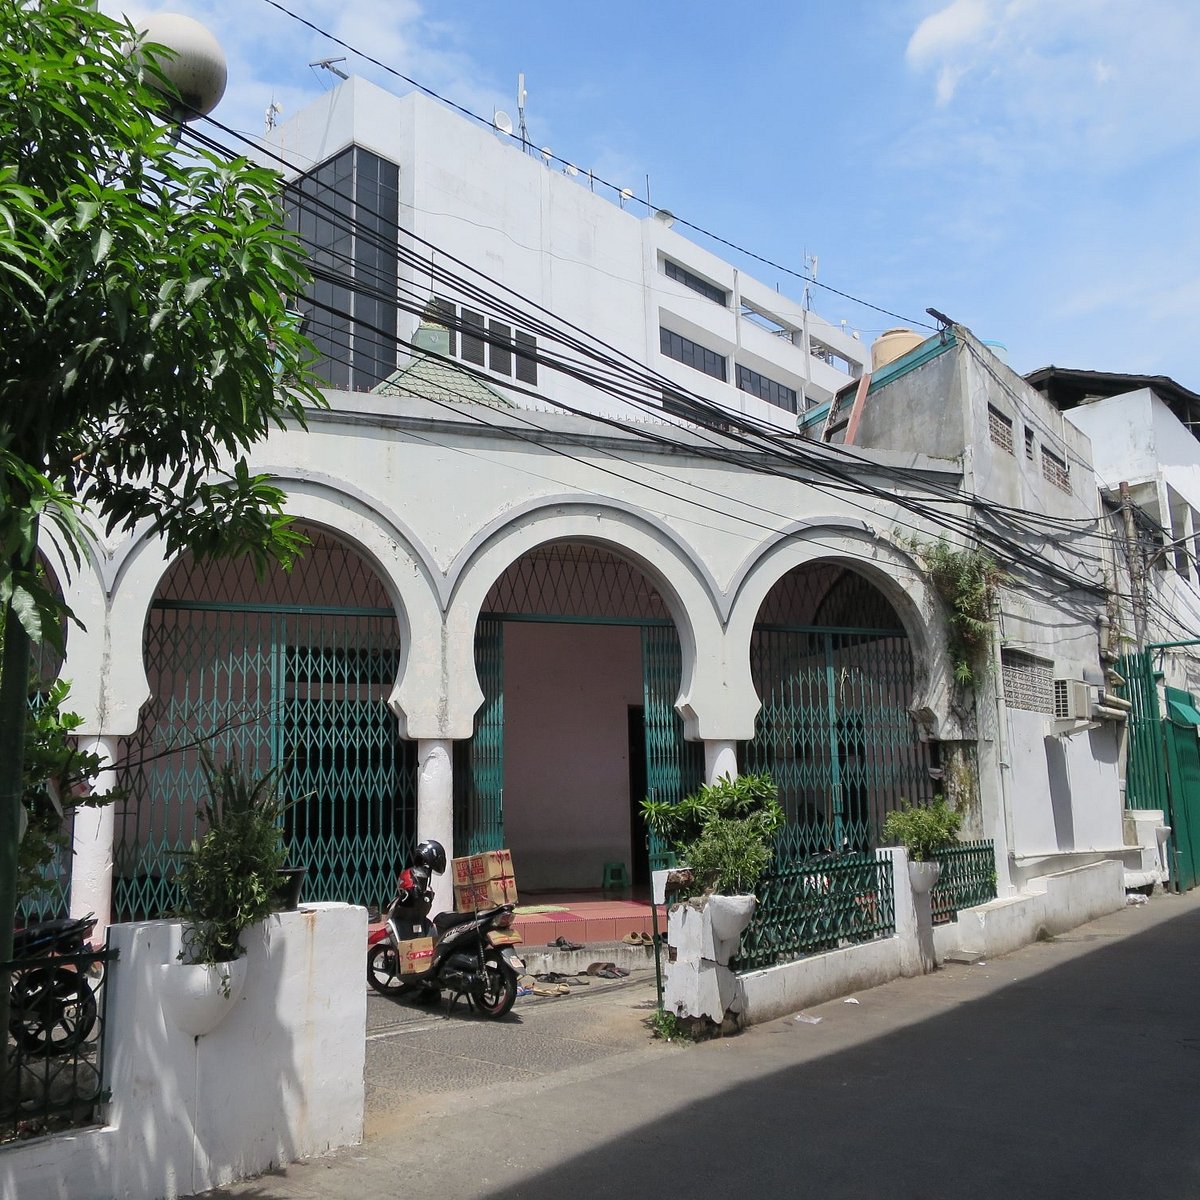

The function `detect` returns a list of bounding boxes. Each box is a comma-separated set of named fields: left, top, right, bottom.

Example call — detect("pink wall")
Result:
left=502, top=622, right=643, bottom=891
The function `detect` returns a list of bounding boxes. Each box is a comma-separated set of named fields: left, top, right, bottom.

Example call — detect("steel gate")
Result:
left=742, top=626, right=933, bottom=854
left=455, top=616, right=505, bottom=855
left=114, top=600, right=415, bottom=920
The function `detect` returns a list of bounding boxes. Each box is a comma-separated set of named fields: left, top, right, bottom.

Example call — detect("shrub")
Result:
left=881, top=796, right=961, bottom=862
left=641, top=773, right=784, bottom=897
left=175, top=753, right=289, bottom=966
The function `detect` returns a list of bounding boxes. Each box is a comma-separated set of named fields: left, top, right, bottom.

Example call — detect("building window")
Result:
left=435, top=300, right=537, bottom=385
left=1002, top=650, right=1053, bottom=713
left=988, top=404, right=1014, bottom=454
left=1024, top=426, right=1035, bottom=460
left=664, top=260, right=727, bottom=306
left=736, top=364, right=798, bottom=414
left=660, top=327, right=726, bottom=381
left=1041, top=446, right=1070, bottom=492
left=284, top=145, right=400, bottom=391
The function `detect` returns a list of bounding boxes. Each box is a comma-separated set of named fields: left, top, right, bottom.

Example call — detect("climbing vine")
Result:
left=908, top=538, right=1006, bottom=688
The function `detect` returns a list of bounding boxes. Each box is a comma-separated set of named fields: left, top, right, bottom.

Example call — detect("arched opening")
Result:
left=455, top=541, right=701, bottom=892
left=113, top=526, right=415, bottom=921
left=742, top=562, right=935, bottom=854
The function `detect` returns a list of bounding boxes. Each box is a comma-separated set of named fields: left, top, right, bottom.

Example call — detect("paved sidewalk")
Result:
left=209, top=889, right=1200, bottom=1200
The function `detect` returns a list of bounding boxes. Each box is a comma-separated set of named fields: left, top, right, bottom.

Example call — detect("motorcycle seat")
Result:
left=12, top=914, right=96, bottom=955
left=432, top=904, right=512, bottom=934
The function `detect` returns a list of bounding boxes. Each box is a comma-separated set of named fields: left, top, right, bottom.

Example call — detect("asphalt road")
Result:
left=212, top=889, right=1200, bottom=1200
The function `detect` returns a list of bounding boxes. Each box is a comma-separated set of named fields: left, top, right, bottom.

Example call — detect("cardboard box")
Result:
left=453, top=876, right=518, bottom=910
left=396, top=936, right=434, bottom=974
left=487, top=930, right=523, bottom=947
left=451, top=849, right=514, bottom=886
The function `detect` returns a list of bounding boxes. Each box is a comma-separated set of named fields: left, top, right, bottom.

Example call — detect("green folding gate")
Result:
left=114, top=601, right=416, bottom=920
left=641, top=623, right=704, bottom=811
left=455, top=616, right=505, bottom=854
left=742, top=626, right=933, bottom=853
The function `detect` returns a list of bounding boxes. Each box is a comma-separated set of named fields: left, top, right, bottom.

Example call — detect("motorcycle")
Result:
left=367, top=840, right=524, bottom=1019
left=8, top=913, right=99, bottom=1056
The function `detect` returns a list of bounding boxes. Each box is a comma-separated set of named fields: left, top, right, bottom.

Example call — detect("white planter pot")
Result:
left=160, top=958, right=248, bottom=1037
left=907, top=860, right=942, bottom=895
left=705, top=893, right=757, bottom=941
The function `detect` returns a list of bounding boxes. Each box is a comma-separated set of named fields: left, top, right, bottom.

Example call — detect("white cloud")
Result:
left=906, top=0, right=992, bottom=71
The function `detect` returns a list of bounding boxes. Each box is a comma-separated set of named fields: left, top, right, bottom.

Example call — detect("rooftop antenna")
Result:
left=264, top=99, right=282, bottom=133
left=517, top=72, right=530, bottom=153
left=310, top=56, right=349, bottom=80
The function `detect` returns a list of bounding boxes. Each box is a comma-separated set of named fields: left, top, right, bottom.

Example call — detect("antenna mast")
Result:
left=517, top=73, right=530, bottom=154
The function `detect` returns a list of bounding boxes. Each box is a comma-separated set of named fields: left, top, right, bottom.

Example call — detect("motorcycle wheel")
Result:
left=366, top=943, right=408, bottom=997
left=474, top=956, right=518, bottom=1019
left=10, top=966, right=98, bottom=1056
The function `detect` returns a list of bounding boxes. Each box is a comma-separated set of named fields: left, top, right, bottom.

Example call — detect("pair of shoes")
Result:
left=531, top=982, right=571, bottom=997
left=547, top=936, right=584, bottom=951
left=621, top=931, right=652, bottom=946
left=585, top=961, right=631, bottom=979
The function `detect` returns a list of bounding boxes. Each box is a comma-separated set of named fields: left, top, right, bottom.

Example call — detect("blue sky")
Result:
left=107, top=0, right=1200, bottom=389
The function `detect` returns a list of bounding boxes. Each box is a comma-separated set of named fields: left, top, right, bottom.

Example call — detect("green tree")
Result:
left=0, top=0, right=322, bottom=1047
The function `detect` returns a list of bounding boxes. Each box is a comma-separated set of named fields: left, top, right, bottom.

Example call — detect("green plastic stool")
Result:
left=601, top=861, right=630, bottom=889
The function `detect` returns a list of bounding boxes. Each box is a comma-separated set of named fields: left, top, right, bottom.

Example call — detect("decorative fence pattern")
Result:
left=732, top=841, right=896, bottom=972
left=1, top=943, right=114, bottom=1143
left=930, top=840, right=997, bottom=925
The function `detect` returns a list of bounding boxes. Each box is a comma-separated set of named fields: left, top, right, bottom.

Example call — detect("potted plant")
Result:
left=882, top=796, right=962, bottom=894
left=642, top=773, right=784, bottom=939
left=162, top=753, right=291, bottom=1035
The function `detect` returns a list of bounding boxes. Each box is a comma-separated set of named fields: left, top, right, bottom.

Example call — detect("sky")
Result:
left=103, top=0, right=1200, bottom=389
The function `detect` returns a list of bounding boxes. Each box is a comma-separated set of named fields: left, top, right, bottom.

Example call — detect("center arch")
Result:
left=451, top=535, right=709, bottom=892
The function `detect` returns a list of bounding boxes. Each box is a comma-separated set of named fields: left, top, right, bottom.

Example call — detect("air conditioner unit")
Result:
left=1053, top=679, right=1093, bottom=721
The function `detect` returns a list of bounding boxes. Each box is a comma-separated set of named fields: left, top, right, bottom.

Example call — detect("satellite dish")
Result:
left=493, top=110, right=513, bottom=136
left=565, top=163, right=579, bottom=177
left=540, top=146, right=553, bottom=164
left=619, top=187, right=634, bottom=209
left=653, top=208, right=675, bottom=228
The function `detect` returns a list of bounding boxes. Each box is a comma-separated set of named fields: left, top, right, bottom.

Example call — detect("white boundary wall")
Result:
left=1, top=904, right=365, bottom=1200
left=733, top=858, right=1125, bottom=1027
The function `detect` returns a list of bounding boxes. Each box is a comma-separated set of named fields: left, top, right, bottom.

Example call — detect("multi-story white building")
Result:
left=53, top=75, right=1137, bottom=939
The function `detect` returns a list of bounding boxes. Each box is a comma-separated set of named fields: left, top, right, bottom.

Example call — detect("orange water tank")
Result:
left=871, top=328, right=925, bottom=372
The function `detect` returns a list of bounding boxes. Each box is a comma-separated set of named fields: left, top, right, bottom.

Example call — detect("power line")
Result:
left=182, top=119, right=1115, bottom=608
left=254, top=0, right=933, bottom=332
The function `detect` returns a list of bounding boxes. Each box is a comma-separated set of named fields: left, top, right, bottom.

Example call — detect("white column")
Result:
left=703, top=740, right=738, bottom=785
left=70, top=735, right=118, bottom=941
left=417, top=739, right=454, bottom=916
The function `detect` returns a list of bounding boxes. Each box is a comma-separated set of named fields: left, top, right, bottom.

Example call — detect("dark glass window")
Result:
left=664, top=260, right=727, bottom=306
left=736, top=364, right=798, bottom=413
left=660, top=327, right=726, bottom=381
left=283, top=145, right=399, bottom=391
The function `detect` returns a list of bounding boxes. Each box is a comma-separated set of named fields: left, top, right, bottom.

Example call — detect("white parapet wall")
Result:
left=1, top=903, right=366, bottom=1200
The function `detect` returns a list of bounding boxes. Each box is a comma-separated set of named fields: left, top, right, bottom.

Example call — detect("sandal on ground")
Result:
left=548, top=936, right=584, bottom=951
left=622, top=932, right=643, bottom=945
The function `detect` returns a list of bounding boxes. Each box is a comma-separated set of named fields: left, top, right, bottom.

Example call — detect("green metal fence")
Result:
left=732, top=833, right=896, bottom=972
left=930, top=840, right=997, bottom=925
left=1119, top=651, right=1168, bottom=812
left=1, top=942, right=115, bottom=1143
